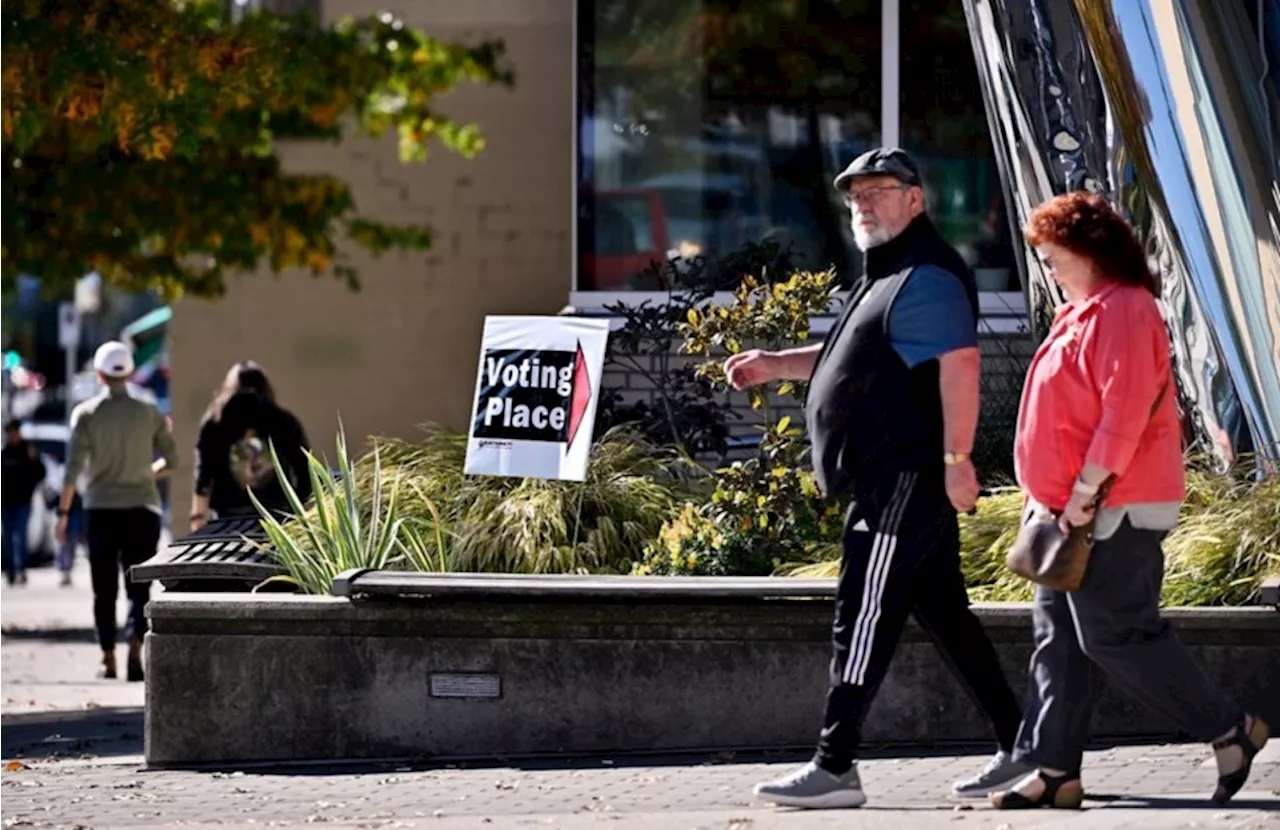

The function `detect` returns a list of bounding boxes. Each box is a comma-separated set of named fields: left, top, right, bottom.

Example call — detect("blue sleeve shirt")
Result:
left=887, top=265, right=978, bottom=368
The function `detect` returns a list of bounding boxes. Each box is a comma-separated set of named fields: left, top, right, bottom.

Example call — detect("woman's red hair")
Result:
left=1025, top=191, right=1158, bottom=296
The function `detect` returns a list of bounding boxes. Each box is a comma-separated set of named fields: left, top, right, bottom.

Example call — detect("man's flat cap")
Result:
left=833, top=147, right=923, bottom=192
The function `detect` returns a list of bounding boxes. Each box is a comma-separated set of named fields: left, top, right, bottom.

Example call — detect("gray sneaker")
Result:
left=753, top=761, right=867, bottom=809
left=951, top=750, right=1035, bottom=798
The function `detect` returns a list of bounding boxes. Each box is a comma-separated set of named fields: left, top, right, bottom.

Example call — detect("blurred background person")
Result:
left=2, top=418, right=47, bottom=585
left=190, top=361, right=311, bottom=532
left=54, top=471, right=87, bottom=587
left=58, top=342, right=177, bottom=681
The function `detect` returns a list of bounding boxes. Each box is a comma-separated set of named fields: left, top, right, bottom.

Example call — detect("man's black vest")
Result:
left=805, top=215, right=980, bottom=498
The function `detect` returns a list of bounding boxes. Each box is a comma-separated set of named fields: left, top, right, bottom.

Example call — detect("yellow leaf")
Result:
left=687, top=308, right=701, bottom=326
left=776, top=415, right=791, bottom=434
left=6, top=761, right=27, bottom=772
left=197, top=45, right=220, bottom=79
left=306, top=250, right=332, bottom=273
left=282, top=227, right=306, bottom=254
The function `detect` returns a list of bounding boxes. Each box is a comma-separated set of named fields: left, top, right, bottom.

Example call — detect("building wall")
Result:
left=168, top=0, right=574, bottom=525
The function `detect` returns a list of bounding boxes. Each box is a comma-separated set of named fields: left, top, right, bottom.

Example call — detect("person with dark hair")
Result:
left=989, top=191, right=1269, bottom=809
left=2, top=418, right=46, bottom=586
left=190, top=361, right=311, bottom=531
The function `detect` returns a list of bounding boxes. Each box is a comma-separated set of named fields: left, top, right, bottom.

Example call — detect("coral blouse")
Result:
left=1014, top=281, right=1186, bottom=512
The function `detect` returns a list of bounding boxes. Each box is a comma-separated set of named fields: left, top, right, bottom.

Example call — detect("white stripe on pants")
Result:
left=842, top=471, right=917, bottom=685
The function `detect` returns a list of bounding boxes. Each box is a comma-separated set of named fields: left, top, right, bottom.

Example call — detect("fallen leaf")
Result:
left=5, top=761, right=29, bottom=772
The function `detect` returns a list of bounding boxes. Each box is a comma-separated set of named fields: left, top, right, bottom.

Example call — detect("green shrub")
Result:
left=639, top=269, right=845, bottom=576
left=682, top=269, right=839, bottom=410
left=636, top=420, right=844, bottom=576
left=252, top=423, right=448, bottom=595
left=347, top=424, right=707, bottom=574
left=1162, top=468, right=1280, bottom=606
left=783, top=469, right=1280, bottom=607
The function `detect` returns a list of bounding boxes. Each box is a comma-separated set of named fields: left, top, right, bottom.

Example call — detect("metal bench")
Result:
left=130, top=513, right=284, bottom=592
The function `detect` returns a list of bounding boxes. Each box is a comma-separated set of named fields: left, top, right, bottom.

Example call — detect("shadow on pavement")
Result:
left=1, top=706, right=143, bottom=761
left=1085, top=794, right=1279, bottom=810
left=147, top=734, right=1195, bottom=778
left=1, top=626, right=98, bottom=644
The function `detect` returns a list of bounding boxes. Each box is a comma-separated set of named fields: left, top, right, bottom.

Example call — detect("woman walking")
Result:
left=991, top=192, right=1268, bottom=809
left=190, top=361, right=311, bottom=531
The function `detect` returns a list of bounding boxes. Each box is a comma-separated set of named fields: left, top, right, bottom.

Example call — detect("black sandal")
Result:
left=991, top=770, right=1083, bottom=810
left=1212, top=715, right=1269, bottom=804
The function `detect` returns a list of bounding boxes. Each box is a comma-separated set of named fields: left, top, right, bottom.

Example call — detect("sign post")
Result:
left=464, top=316, right=610, bottom=482
left=57, top=302, right=81, bottom=426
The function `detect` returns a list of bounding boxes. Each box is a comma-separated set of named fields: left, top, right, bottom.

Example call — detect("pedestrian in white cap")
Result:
left=57, top=340, right=178, bottom=681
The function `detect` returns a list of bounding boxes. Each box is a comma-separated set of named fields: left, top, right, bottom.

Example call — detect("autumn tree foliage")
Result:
left=1, top=0, right=512, bottom=298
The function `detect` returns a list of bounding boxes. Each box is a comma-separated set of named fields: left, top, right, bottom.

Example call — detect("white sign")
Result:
left=58, top=302, right=81, bottom=350
left=464, top=316, right=610, bottom=482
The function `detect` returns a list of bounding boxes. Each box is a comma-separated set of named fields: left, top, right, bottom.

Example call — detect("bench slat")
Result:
left=130, top=513, right=279, bottom=585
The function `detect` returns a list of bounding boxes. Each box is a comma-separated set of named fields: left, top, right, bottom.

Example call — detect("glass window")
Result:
left=577, top=0, right=882, bottom=291
left=900, top=0, right=1020, bottom=293
left=577, top=0, right=1022, bottom=294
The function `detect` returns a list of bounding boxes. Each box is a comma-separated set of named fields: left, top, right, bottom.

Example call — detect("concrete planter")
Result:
left=145, top=581, right=1280, bottom=767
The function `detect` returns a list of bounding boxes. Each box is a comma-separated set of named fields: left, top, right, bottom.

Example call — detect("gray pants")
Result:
left=1014, top=518, right=1240, bottom=772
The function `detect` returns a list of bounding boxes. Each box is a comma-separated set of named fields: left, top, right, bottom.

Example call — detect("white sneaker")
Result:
left=951, top=750, right=1035, bottom=798
left=753, top=761, right=867, bottom=809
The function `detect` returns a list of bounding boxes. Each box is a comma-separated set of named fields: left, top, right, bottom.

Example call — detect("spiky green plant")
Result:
left=318, top=423, right=708, bottom=575
left=250, top=422, right=449, bottom=594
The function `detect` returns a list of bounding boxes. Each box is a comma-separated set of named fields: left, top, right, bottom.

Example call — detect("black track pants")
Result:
left=813, top=469, right=1022, bottom=773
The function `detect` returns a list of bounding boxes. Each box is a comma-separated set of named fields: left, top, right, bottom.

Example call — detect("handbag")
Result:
left=1005, top=382, right=1168, bottom=592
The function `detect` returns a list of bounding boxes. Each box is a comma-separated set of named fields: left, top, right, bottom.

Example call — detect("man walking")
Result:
left=2, top=418, right=47, bottom=585
left=730, top=148, right=1028, bottom=808
left=57, top=341, right=177, bottom=681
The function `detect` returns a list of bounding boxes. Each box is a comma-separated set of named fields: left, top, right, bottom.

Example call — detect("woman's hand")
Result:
left=1058, top=490, right=1097, bottom=534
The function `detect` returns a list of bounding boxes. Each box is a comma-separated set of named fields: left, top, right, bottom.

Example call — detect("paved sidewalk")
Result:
left=2, top=555, right=154, bottom=715
left=3, top=563, right=1278, bottom=829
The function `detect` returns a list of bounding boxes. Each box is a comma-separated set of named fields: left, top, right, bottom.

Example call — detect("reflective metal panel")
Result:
left=963, top=0, right=1280, bottom=470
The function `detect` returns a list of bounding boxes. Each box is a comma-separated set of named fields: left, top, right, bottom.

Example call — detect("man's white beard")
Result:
left=852, top=222, right=894, bottom=252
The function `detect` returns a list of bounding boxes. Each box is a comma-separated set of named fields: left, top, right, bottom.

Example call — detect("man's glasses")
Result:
left=843, top=183, right=907, bottom=207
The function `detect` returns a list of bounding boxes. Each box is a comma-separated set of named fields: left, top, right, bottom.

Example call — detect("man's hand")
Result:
left=724, top=350, right=780, bottom=390
left=55, top=514, right=69, bottom=546
left=945, top=459, right=980, bottom=513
